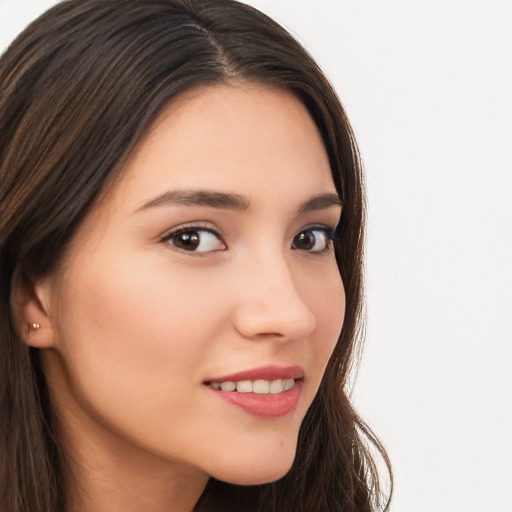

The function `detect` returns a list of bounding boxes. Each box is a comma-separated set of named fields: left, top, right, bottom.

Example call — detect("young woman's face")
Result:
left=41, top=85, right=345, bottom=487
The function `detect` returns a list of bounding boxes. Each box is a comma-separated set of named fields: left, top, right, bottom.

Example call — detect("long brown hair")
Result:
left=0, top=1, right=392, bottom=510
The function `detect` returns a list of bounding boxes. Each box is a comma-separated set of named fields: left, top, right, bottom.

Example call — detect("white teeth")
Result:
left=210, top=378, right=297, bottom=394
left=236, top=380, right=253, bottom=393
left=269, top=379, right=284, bottom=394
left=283, top=379, right=294, bottom=391
left=220, top=381, right=236, bottom=391
left=253, top=380, right=270, bottom=394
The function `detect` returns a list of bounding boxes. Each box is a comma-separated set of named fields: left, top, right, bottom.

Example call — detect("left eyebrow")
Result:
left=297, top=193, right=343, bottom=214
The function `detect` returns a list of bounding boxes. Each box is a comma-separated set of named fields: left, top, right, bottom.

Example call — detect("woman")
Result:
left=0, top=1, right=391, bottom=511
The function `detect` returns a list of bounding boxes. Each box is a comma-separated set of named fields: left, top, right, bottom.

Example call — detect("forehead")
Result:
left=115, top=84, right=334, bottom=204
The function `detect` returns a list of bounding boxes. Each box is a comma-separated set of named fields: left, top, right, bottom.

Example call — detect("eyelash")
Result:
left=160, top=223, right=338, bottom=255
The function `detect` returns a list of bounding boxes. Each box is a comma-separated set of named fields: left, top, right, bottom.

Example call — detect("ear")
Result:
left=10, top=268, right=56, bottom=348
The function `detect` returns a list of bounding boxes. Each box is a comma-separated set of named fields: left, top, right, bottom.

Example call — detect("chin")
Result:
left=208, top=451, right=296, bottom=486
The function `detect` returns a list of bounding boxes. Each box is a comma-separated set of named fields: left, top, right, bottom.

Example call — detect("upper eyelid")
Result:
left=158, top=222, right=224, bottom=242
left=295, top=225, right=337, bottom=241
left=297, top=224, right=337, bottom=236
left=301, top=223, right=335, bottom=230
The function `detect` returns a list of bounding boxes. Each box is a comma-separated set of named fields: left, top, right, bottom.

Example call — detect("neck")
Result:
left=51, top=394, right=208, bottom=512
left=63, top=424, right=208, bottom=512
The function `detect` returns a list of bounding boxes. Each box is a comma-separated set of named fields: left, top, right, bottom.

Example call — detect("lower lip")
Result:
left=206, top=382, right=302, bottom=418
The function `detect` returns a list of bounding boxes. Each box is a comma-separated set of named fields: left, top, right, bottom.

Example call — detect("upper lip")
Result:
left=205, top=365, right=304, bottom=383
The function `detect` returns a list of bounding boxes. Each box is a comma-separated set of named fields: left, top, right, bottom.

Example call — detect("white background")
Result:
left=1, top=1, right=511, bottom=511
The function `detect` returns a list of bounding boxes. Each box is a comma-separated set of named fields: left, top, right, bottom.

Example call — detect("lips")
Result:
left=204, top=365, right=304, bottom=418
left=205, top=364, right=304, bottom=384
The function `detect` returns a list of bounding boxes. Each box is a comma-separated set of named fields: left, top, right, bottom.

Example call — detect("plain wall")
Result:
left=1, top=1, right=511, bottom=511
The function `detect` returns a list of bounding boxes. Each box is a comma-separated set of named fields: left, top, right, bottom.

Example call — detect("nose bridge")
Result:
left=233, top=246, right=316, bottom=340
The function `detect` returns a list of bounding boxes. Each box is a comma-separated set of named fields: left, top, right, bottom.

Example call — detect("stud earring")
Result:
left=25, top=322, right=40, bottom=333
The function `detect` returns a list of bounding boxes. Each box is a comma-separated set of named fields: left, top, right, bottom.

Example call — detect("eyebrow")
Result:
left=297, top=193, right=343, bottom=214
left=136, top=190, right=250, bottom=212
left=135, top=189, right=342, bottom=214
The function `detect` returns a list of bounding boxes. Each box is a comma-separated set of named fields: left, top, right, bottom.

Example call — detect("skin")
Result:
left=22, top=84, right=345, bottom=512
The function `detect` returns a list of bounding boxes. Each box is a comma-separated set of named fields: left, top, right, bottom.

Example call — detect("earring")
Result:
left=25, top=322, right=40, bottom=333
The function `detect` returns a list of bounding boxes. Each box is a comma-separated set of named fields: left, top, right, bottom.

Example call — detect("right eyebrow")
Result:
left=134, top=190, right=251, bottom=213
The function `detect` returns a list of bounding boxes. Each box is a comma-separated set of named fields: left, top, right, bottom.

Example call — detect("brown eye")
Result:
left=167, top=229, right=225, bottom=252
left=292, top=229, right=332, bottom=252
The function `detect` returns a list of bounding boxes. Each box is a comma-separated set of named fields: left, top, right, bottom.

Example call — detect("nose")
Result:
left=232, top=253, right=316, bottom=342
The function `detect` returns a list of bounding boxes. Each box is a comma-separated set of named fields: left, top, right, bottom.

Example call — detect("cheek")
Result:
left=53, top=252, right=225, bottom=420
left=310, top=263, right=345, bottom=340
left=67, top=251, right=219, bottom=348
left=297, top=262, right=345, bottom=400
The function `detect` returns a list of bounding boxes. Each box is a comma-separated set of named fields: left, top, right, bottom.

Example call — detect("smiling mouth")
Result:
left=204, top=365, right=304, bottom=417
left=204, top=378, right=302, bottom=394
